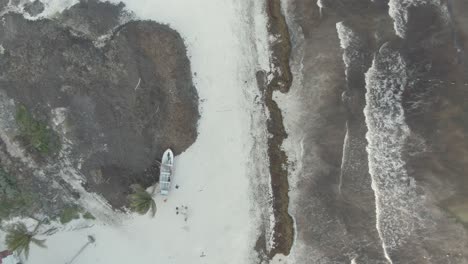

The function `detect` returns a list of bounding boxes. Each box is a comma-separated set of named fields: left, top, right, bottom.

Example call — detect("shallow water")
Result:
left=281, top=0, right=468, bottom=263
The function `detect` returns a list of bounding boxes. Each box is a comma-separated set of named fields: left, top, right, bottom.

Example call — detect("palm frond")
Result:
left=31, top=238, right=47, bottom=248
left=10, top=222, right=28, bottom=234
left=24, top=242, right=30, bottom=259
left=150, top=199, right=157, bottom=217
left=129, top=189, right=157, bottom=217
left=4, top=222, right=47, bottom=259
left=5, top=223, right=30, bottom=252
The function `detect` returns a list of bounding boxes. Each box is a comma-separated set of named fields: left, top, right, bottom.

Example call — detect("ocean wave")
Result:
left=336, top=22, right=362, bottom=67
left=336, top=21, right=364, bottom=83
left=364, top=44, right=423, bottom=261
left=388, top=0, right=449, bottom=38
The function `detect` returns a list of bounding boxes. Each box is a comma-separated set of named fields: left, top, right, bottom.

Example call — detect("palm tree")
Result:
left=129, top=185, right=157, bottom=217
left=5, top=222, right=46, bottom=259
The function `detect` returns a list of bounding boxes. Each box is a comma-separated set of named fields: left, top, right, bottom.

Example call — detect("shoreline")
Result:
left=260, top=0, right=295, bottom=259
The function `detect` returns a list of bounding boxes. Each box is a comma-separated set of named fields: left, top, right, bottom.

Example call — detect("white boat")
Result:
left=159, top=149, right=174, bottom=195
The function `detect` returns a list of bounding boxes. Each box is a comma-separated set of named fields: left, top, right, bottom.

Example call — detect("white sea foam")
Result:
left=388, top=0, right=449, bottom=38
left=338, top=122, right=349, bottom=196
left=37, top=0, right=78, bottom=18
left=335, top=22, right=359, bottom=197
left=317, top=0, right=324, bottom=18
left=336, top=22, right=361, bottom=74
left=364, top=45, right=423, bottom=262
left=336, top=22, right=357, bottom=50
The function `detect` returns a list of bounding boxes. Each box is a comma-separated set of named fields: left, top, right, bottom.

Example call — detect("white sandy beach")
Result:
left=1, top=0, right=273, bottom=263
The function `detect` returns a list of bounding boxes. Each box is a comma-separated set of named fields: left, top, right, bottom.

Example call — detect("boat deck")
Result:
left=159, top=150, right=174, bottom=195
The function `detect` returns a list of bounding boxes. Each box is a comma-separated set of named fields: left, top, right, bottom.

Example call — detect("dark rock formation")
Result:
left=59, top=0, right=129, bottom=39
left=261, top=0, right=294, bottom=258
left=0, top=0, right=8, bottom=11
left=23, top=0, right=44, bottom=16
left=0, top=2, right=198, bottom=211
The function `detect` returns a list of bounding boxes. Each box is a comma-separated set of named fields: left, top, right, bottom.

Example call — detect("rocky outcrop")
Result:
left=59, top=0, right=130, bottom=40
left=0, top=0, right=8, bottom=11
left=260, top=0, right=295, bottom=258
left=0, top=1, right=198, bottom=214
left=23, top=0, right=44, bottom=16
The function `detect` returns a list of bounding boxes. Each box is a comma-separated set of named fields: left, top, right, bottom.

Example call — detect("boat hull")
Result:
left=159, top=149, right=174, bottom=195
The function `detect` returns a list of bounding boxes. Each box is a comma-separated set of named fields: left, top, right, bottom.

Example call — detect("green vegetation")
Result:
left=59, top=206, right=81, bottom=224
left=129, top=186, right=157, bottom=217
left=445, top=200, right=468, bottom=227
left=15, top=104, right=60, bottom=155
left=60, top=208, right=97, bottom=223
left=0, top=167, right=16, bottom=198
left=0, top=167, right=35, bottom=220
left=82, top=212, right=95, bottom=220
left=5, top=222, right=46, bottom=259
left=0, top=193, right=35, bottom=220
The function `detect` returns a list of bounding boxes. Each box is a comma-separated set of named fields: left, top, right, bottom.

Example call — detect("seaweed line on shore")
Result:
left=257, top=0, right=295, bottom=259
